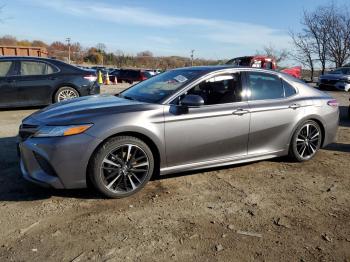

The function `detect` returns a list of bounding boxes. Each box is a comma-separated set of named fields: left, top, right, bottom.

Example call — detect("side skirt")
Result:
left=160, top=150, right=287, bottom=175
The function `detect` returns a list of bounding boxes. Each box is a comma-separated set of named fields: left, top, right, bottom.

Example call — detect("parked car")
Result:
left=318, top=67, right=350, bottom=91
left=0, top=57, right=100, bottom=108
left=226, top=55, right=301, bottom=79
left=110, top=69, right=151, bottom=84
left=18, top=66, right=339, bottom=198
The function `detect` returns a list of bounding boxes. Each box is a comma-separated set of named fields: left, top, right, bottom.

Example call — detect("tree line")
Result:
left=0, top=35, right=222, bottom=69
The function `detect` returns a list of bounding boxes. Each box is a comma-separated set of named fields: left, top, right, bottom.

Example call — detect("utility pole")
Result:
left=66, top=37, right=71, bottom=64
left=190, top=49, right=195, bottom=67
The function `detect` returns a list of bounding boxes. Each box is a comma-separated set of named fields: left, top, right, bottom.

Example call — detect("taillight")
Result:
left=327, top=99, right=339, bottom=107
left=84, top=75, right=97, bottom=82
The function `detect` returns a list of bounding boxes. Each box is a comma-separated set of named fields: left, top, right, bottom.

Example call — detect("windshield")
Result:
left=120, top=69, right=205, bottom=103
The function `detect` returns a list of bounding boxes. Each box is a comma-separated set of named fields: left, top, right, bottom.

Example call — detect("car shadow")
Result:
left=339, top=106, right=350, bottom=127
left=324, top=143, right=350, bottom=153
left=0, top=106, right=45, bottom=112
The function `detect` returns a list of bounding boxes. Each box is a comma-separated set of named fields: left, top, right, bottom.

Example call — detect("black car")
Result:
left=318, top=67, right=350, bottom=91
left=109, top=69, right=151, bottom=84
left=0, top=57, right=100, bottom=108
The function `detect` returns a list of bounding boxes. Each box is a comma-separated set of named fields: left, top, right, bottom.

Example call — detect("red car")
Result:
left=109, top=69, right=152, bottom=84
left=226, top=56, right=301, bottom=79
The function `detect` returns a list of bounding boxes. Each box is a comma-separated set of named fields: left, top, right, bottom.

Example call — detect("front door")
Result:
left=164, top=73, right=250, bottom=168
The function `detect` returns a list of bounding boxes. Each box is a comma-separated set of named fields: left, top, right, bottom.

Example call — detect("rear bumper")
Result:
left=90, top=82, right=100, bottom=95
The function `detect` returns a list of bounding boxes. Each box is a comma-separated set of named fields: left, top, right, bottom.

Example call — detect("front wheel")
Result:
left=289, top=120, right=322, bottom=162
left=89, top=136, right=154, bottom=198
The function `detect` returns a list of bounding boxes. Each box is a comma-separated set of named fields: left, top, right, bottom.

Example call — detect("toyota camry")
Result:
left=18, top=66, right=339, bottom=198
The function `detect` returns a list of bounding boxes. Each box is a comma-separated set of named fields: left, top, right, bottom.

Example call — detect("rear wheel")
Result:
left=89, top=136, right=154, bottom=198
left=54, top=86, right=79, bottom=103
left=289, top=120, right=322, bottom=162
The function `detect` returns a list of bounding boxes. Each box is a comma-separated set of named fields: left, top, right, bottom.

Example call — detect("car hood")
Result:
left=25, top=94, right=151, bottom=125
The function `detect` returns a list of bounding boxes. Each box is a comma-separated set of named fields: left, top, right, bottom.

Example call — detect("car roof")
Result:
left=0, top=56, right=61, bottom=62
left=173, top=65, right=278, bottom=74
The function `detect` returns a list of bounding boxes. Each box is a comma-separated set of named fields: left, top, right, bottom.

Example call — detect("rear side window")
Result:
left=246, top=72, right=284, bottom=100
left=20, top=61, right=57, bottom=76
left=0, top=61, right=13, bottom=77
left=282, top=80, right=297, bottom=97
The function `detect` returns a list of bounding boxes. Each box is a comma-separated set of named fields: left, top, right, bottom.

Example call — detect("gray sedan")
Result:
left=18, top=66, right=339, bottom=198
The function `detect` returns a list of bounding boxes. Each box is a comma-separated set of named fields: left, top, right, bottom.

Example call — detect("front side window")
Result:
left=246, top=72, right=284, bottom=100
left=183, top=74, right=242, bottom=105
left=20, top=61, right=57, bottom=76
left=0, top=61, right=13, bottom=77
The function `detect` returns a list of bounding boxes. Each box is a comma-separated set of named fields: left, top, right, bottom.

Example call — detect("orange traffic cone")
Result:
left=105, top=72, right=110, bottom=85
left=113, top=76, right=118, bottom=85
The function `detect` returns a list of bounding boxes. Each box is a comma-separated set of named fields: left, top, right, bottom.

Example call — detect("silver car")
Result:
left=18, top=66, right=339, bottom=198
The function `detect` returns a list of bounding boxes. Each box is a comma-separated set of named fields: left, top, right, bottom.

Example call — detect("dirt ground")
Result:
left=0, top=85, right=349, bottom=262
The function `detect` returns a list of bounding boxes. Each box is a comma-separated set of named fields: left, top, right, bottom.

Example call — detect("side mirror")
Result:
left=180, top=94, right=204, bottom=107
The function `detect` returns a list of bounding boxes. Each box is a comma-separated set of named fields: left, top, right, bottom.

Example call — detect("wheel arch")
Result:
left=86, top=131, right=162, bottom=183
left=289, top=115, right=326, bottom=148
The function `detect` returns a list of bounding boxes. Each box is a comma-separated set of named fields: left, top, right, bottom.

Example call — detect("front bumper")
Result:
left=335, top=82, right=350, bottom=92
left=318, top=79, right=350, bottom=91
left=19, top=134, right=101, bottom=189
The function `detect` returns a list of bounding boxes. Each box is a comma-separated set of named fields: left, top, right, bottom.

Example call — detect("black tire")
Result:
left=348, top=106, right=350, bottom=119
left=289, top=120, right=322, bottom=162
left=54, top=86, right=79, bottom=103
left=89, top=136, right=154, bottom=198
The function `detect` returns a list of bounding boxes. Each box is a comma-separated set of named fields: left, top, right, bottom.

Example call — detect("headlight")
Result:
left=34, top=124, right=93, bottom=137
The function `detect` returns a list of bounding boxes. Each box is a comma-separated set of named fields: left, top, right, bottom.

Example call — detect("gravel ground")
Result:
left=0, top=85, right=349, bottom=262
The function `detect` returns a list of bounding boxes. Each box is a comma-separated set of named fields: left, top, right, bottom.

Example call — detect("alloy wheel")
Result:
left=295, top=123, right=321, bottom=160
left=57, top=89, right=78, bottom=102
left=100, top=144, right=150, bottom=193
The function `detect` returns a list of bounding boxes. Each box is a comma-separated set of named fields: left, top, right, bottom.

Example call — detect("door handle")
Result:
left=232, top=108, right=249, bottom=115
left=289, top=103, right=301, bottom=109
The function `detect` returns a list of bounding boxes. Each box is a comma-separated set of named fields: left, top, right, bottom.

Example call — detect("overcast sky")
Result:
left=1, top=0, right=349, bottom=60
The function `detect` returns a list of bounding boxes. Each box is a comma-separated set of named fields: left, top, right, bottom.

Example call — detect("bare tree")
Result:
left=257, top=44, right=289, bottom=64
left=290, top=31, right=315, bottom=81
left=325, top=4, right=350, bottom=67
left=137, top=50, right=153, bottom=57
left=96, top=43, right=106, bottom=53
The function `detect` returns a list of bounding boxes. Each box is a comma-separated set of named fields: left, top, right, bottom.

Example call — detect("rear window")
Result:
left=20, top=61, right=58, bottom=76
left=282, top=80, right=297, bottom=97
left=246, top=72, right=284, bottom=100
left=0, top=61, right=13, bottom=77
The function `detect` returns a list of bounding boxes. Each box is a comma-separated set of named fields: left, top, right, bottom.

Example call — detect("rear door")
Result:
left=0, top=60, right=20, bottom=107
left=243, top=71, right=305, bottom=155
left=16, top=60, right=59, bottom=106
